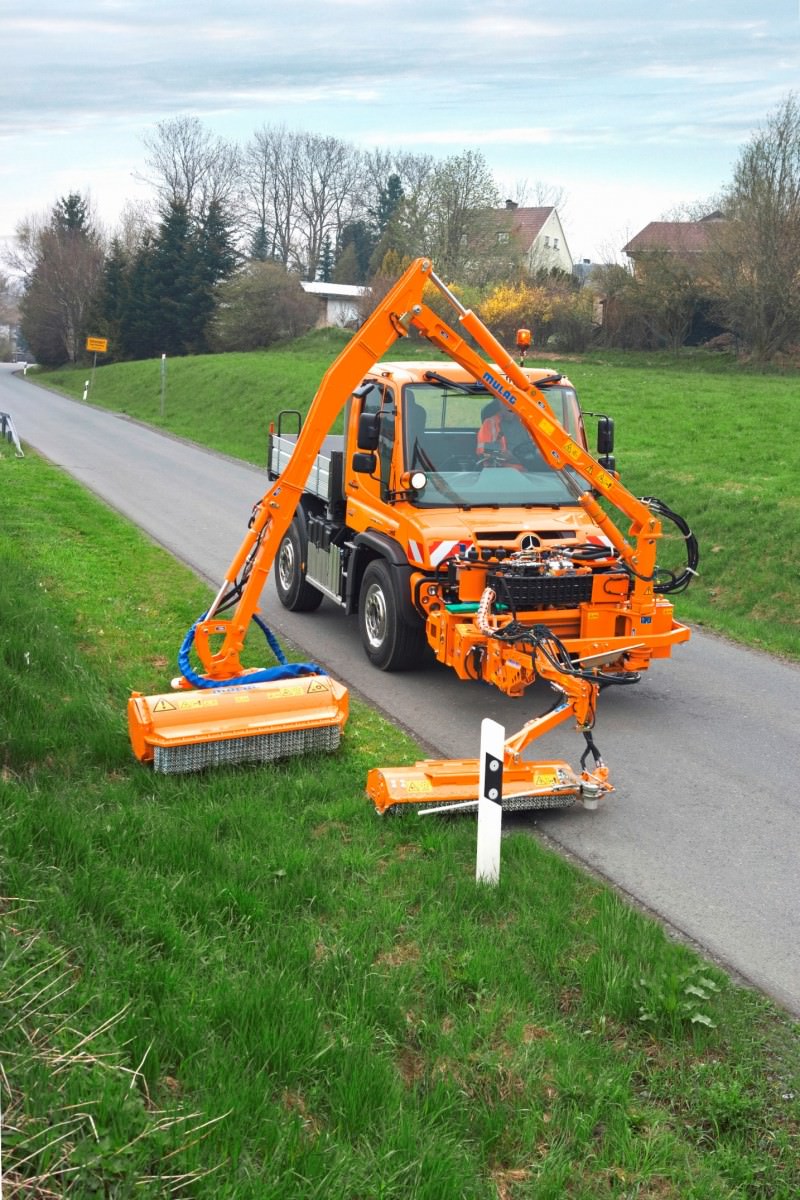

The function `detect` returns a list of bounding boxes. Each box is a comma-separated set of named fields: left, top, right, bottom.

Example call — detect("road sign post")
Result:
left=476, top=718, right=504, bottom=885
left=85, top=337, right=108, bottom=398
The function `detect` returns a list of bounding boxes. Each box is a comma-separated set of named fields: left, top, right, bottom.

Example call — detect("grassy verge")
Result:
left=2, top=452, right=799, bottom=1196
left=35, top=341, right=800, bottom=662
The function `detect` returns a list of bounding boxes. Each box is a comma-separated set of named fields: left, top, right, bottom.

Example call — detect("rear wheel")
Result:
left=275, top=521, right=324, bottom=612
left=358, top=559, right=426, bottom=671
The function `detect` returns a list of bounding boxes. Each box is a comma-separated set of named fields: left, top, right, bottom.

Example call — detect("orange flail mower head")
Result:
left=129, top=675, right=348, bottom=774
left=366, top=756, right=612, bottom=815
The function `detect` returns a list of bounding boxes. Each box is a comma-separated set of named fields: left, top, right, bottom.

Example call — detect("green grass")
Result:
left=2, top=451, right=799, bottom=1196
left=36, top=338, right=800, bottom=661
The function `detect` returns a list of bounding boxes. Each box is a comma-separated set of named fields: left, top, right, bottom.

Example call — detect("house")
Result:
left=623, top=213, right=725, bottom=269
left=501, top=201, right=573, bottom=275
left=300, top=281, right=368, bottom=328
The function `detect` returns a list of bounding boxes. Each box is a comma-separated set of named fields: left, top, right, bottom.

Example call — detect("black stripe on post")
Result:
left=483, top=751, right=503, bottom=805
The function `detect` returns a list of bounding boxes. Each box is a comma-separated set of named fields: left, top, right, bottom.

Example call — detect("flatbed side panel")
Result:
left=269, top=433, right=345, bottom=504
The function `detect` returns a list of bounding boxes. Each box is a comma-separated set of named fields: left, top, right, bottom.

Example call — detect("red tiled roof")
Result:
left=623, top=218, right=725, bottom=256
left=506, top=206, right=554, bottom=246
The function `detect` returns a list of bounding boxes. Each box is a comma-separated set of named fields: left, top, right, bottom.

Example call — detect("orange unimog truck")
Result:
left=269, top=360, right=684, bottom=684
left=130, top=258, right=696, bottom=813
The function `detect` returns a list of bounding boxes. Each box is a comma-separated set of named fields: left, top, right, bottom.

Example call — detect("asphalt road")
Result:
left=3, top=363, right=799, bottom=1015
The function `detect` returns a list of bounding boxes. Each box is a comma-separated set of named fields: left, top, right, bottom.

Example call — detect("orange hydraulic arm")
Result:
left=190, top=257, right=662, bottom=684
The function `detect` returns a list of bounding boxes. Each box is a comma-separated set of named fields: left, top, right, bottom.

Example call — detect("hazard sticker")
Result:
left=406, top=780, right=433, bottom=793
left=174, top=696, right=219, bottom=710
left=153, top=699, right=176, bottom=712
left=308, top=681, right=330, bottom=693
left=533, top=771, right=557, bottom=788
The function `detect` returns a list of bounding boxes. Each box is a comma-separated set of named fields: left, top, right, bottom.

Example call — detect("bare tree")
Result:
left=707, top=93, right=800, bottom=359
left=510, top=178, right=568, bottom=215
left=294, top=134, right=363, bottom=279
left=17, top=194, right=105, bottom=364
left=241, top=124, right=302, bottom=264
left=140, top=115, right=241, bottom=222
left=417, top=150, right=503, bottom=280
left=630, top=251, right=702, bottom=352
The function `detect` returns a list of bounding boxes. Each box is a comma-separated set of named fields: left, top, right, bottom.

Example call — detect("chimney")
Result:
left=505, top=199, right=518, bottom=210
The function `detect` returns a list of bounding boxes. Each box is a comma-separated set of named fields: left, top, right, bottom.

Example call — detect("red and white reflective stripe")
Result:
left=430, top=540, right=460, bottom=566
left=407, top=539, right=470, bottom=567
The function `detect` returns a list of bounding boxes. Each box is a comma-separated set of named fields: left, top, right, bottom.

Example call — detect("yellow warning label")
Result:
left=403, top=779, right=433, bottom=794
left=153, top=699, right=177, bottom=712
left=538, top=417, right=555, bottom=435
left=595, top=469, right=613, bottom=490
left=562, top=439, right=582, bottom=462
left=308, top=681, right=330, bottom=693
left=533, top=771, right=557, bottom=788
left=175, top=696, right=219, bottom=710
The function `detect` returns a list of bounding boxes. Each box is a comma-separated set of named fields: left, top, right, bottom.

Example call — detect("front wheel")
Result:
left=358, top=559, right=426, bottom=671
left=275, top=521, right=324, bottom=612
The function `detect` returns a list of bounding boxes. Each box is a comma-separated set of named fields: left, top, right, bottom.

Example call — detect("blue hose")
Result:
left=178, top=612, right=326, bottom=689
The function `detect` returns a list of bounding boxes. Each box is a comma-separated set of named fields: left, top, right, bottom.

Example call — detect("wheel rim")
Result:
left=277, top=537, right=295, bottom=593
left=363, top=581, right=388, bottom=650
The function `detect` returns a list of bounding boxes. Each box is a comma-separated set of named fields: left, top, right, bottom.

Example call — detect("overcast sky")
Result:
left=3, top=1, right=799, bottom=265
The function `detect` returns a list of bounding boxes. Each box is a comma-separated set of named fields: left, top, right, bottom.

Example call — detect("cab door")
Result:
left=344, top=380, right=399, bottom=534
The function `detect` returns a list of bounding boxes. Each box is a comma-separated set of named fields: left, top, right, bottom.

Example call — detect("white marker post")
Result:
left=476, top=718, right=505, bottom=885
left=160, top=353, right=167, bottom=418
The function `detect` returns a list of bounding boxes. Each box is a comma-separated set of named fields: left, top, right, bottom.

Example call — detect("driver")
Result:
left=476, top=400, right=532, bottom=467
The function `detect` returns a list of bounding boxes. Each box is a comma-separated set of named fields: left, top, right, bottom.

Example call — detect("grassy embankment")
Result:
left=1, top=446, right=799, bottom=1195
left=41, top=335, right=800, bottom=661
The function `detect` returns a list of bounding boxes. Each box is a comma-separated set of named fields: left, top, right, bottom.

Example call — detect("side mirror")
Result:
left=597, top=416, right=615, bottom=456
left=352, top=451, right=376, bottom=474
left=357, top=411, right=380, bottom=451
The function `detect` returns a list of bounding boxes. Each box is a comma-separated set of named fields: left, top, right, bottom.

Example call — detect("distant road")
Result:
left=3, top=362, right=799, bottom=1016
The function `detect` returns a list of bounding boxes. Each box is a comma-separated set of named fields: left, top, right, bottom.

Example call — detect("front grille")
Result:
left=486, top=568, right=594, bottom=610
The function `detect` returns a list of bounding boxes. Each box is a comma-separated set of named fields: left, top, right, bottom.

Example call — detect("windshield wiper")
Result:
left=422, top=371, right=486, bottom=394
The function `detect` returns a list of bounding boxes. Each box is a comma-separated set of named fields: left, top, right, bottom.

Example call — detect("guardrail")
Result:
left=0, top=412, right=24, bottom=457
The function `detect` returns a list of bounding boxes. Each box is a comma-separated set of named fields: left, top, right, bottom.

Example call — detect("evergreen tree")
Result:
left=317, top=234, right=335, bottom=282
left=250, top=223, right=270, bottom=261
left=372, top=173, right=404, bottom=234
left=119, top=233, right=159, bottom=360
left=53, top=192, right=94, bottom=236
left=88, top=237, right=129, bottom=358
left=189, top=199, right=238, bottom=350
left=149, top=200, right=196, bottom=355
left=335, top=221, right=373, bottom=282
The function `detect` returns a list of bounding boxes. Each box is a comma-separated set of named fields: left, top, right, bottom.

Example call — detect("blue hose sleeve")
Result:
left=178, top=613, right=326, bottom=690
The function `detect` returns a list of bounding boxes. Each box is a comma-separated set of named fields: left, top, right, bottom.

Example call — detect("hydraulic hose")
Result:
left=178, top=612, right=325, bottom=690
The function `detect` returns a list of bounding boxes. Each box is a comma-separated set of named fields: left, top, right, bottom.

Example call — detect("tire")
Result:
left=274, top=521, right=324, bottom=612
left=358, top=559, right=426, bottom=671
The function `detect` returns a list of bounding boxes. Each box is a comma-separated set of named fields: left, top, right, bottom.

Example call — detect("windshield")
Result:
left=402, top=381, right=583, bottom=508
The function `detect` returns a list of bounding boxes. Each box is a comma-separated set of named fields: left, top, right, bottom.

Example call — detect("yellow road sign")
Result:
left=86, top=337, right=108, bottom=352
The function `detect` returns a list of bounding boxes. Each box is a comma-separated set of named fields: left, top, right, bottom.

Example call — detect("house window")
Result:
left=553, top=237, right=559, bottom=250
left=496, top=231, right=509, bottom=244
left=544, top=235, right=550, bottom=247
